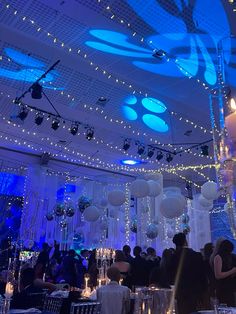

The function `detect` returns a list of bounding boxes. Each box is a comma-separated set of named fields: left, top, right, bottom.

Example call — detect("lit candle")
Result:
left=142, top=301, right=145, bottom=312
left=98, top=279, right=102, bottom=287
left=119, top=278, right=123, bottom=285
left=5, top=282, right=13, bottom=299
left=85, top=277, right=89, bottom=290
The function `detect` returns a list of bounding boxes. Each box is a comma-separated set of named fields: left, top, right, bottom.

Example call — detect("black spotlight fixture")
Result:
left=166, top=153, right=173, bottom=163
left=137, top=144, right=145, bottom=155
left=31, top=82, right=43, bottom=99
left=18, top=106, right=29, bottom=121
left=51, top=118, right=60, bottom=130
left=156, top=151, right=163, bottom=161
left=147, top=147, right=154, bottom=158
left=86, top=128, right=94, bottom=141
left=123, top=139, right=131, bottom=151
left=152, top=49, right=166, bottom=58
left=201, top=145, right=209, bottom=156
left=35, top=112, right=44, bottom=125
left=70, top=123, right=79, bottom=136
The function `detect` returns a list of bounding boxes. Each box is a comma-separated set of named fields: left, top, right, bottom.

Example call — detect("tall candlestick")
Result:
left=98, top=279, right=101, bottom=287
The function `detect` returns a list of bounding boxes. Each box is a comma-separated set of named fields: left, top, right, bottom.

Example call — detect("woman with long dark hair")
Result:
left=213, top=239, right=236, bottom=306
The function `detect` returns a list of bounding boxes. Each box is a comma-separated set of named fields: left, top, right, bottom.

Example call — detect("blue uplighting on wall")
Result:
left=122, top=95, right=169, bottom=133
left=85, top=0, right=232, bottom=86
left=0, top=48, right=64, bottom=90
left=141, top=97, right=166, bottom=113
left=120, top=159, right=142, bottom=165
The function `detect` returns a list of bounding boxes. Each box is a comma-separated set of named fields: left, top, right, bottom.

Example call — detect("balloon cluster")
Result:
left=45, top=200, right=76, bottom=229
left=78, top=196, right=91, bottom=213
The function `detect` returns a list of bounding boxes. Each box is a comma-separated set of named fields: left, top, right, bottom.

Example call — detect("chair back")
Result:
left=43, top=295, right=63, bottom=314
left=70, top=302, right=101, bottom=314
left=28, top=292, right=47, bottom=309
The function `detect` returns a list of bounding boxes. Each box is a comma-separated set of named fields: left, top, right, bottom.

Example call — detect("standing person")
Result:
left=97, top=267, right=130, bottom=314
left=62, top=249, right=78, bottom=287
left=130, top=246, right=148, bottom=288
left=36, top=242, right=49, bottom=272
left=122, top=245, right=133, bottom=264
left=170, top=233, right=208, bottom=314
left=214, top=239, right=236, bottom=306
left=112, top=250, right=131, bottom=287
left=146, top=247, right=160, bottom=276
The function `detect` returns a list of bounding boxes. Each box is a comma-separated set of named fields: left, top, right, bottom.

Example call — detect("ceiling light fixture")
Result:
left=31, top=82, right=43, bottom=99
left=70, top=123, right=79, bottom=136
left=18, top=106, right=29, bottom=121
left=86, top=128, right=94, bottom=141
left=137, top=144, right=145, bottom=155
left=123, top=139, right=131, bottom=151
left=201, top=145, right=209, bottom=156
left=156, top=151, right=163, bottom=161
left=35, top=112, right=44, bottom=125
left=166, top=153, right=173, bottom=163
left=120, top=159, right=141, bottom=165
left=147, top=148, right=154, bottom=158
left=51, top=118, right=60, bottom=130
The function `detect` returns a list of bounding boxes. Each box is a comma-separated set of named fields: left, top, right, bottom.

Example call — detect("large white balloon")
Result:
left=199, top=194, right=213, bottom=208
left=160, top=196, right=186, bottom=219
left=147, top=180, right=162, bottom=197
left=201, top=181, right=218, bottom=200
left=130, top=179, right=149, bottom=198
left=146, top=223, right=158, bottom=239
left=83, top=205, right=100, bottom=222
left=108, top=190, right=126, bottom=206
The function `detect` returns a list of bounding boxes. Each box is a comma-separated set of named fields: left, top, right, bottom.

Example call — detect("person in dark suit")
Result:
left=130, top=246, right=148, bottom=288
left=122, top=245, right=134, bottom=264
left=170, top=233, right=208, bottom=314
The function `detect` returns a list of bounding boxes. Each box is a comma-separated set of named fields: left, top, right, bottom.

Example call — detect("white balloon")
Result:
left=199, top=194, right=213, bottom=207
left=83, top=205, right=100, bottom=222
left=146, top=223, right=158, bottom=239
left=108, top=190, right=126, bottom=206
left=100, top=199, right=108, bottom=207
left=130, top=179, right=149, bottom=198
left=201, top=181, right=218, bottom=200
left=160, top=196, right=186, bottom=219
left=147, top=180, right=162, bottom=197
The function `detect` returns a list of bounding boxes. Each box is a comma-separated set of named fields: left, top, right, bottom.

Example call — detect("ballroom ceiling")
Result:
left=0, top=0, right=235, bottom=186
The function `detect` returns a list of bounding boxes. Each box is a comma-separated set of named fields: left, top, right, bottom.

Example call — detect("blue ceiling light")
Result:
left=141, top=97, right=167, bottom=113
left=85, top=41, right=151, bottom=58
left=124, top=95, right=137, bottom=105
left=122, top=105, right=138, bottom=120
left=120, top=159, right=141, bottom=165
left=142, top=114, right=169, bottom=132
left=4, top=48, right=45, bottom=68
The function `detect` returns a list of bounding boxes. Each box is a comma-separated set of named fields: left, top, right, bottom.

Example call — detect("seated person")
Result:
left=34, top=263, right=56, bottom=292
left=11, top=268, right=44, bottom=309
left=97, top=267, right=130, bottom=314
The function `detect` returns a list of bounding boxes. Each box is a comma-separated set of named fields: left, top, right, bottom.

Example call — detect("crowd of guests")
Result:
left=0, top=234, right=236, bottom=314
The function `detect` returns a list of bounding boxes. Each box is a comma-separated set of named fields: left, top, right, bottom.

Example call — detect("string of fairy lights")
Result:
left=1, top=2, right=220, bottom=143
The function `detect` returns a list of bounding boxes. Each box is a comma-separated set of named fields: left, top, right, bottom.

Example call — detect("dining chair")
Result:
left=43, top=295, right=63, bottom=314
left=70, top=301, right=101, bottom=314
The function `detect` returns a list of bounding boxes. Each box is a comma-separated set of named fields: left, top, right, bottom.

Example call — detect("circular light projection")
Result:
left=142, top=97, right=167, bottom=113
left=121, top=159, right=141, bottom=165
left=124, top=95, right=137, bottom=105
left=122, top=106, right=138, bottom=120
left=142, top=114, right=168, bottom=132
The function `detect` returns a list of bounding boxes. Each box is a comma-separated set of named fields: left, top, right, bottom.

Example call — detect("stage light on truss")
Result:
left=123, top=139, right=131, bottom=151
left=70, top=123, right=79, bottom=136
left=35, top=112, right=44, bottom=125
left=156, top=151, right=163, bottom=161
left=201, top=145, right=209, bottom=156
left=31, top=82, right=43, bottom=99
left=166, top=153, right=173, bottom=163
left=18, top=106, right=29, bottom=121
left=137, top=144, right=145, bottom=156
left=147, top=148, right=155, bottom=158
left=86, top=128, right=94, bottom=141
left=51, top=118, right=60, bottom=130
